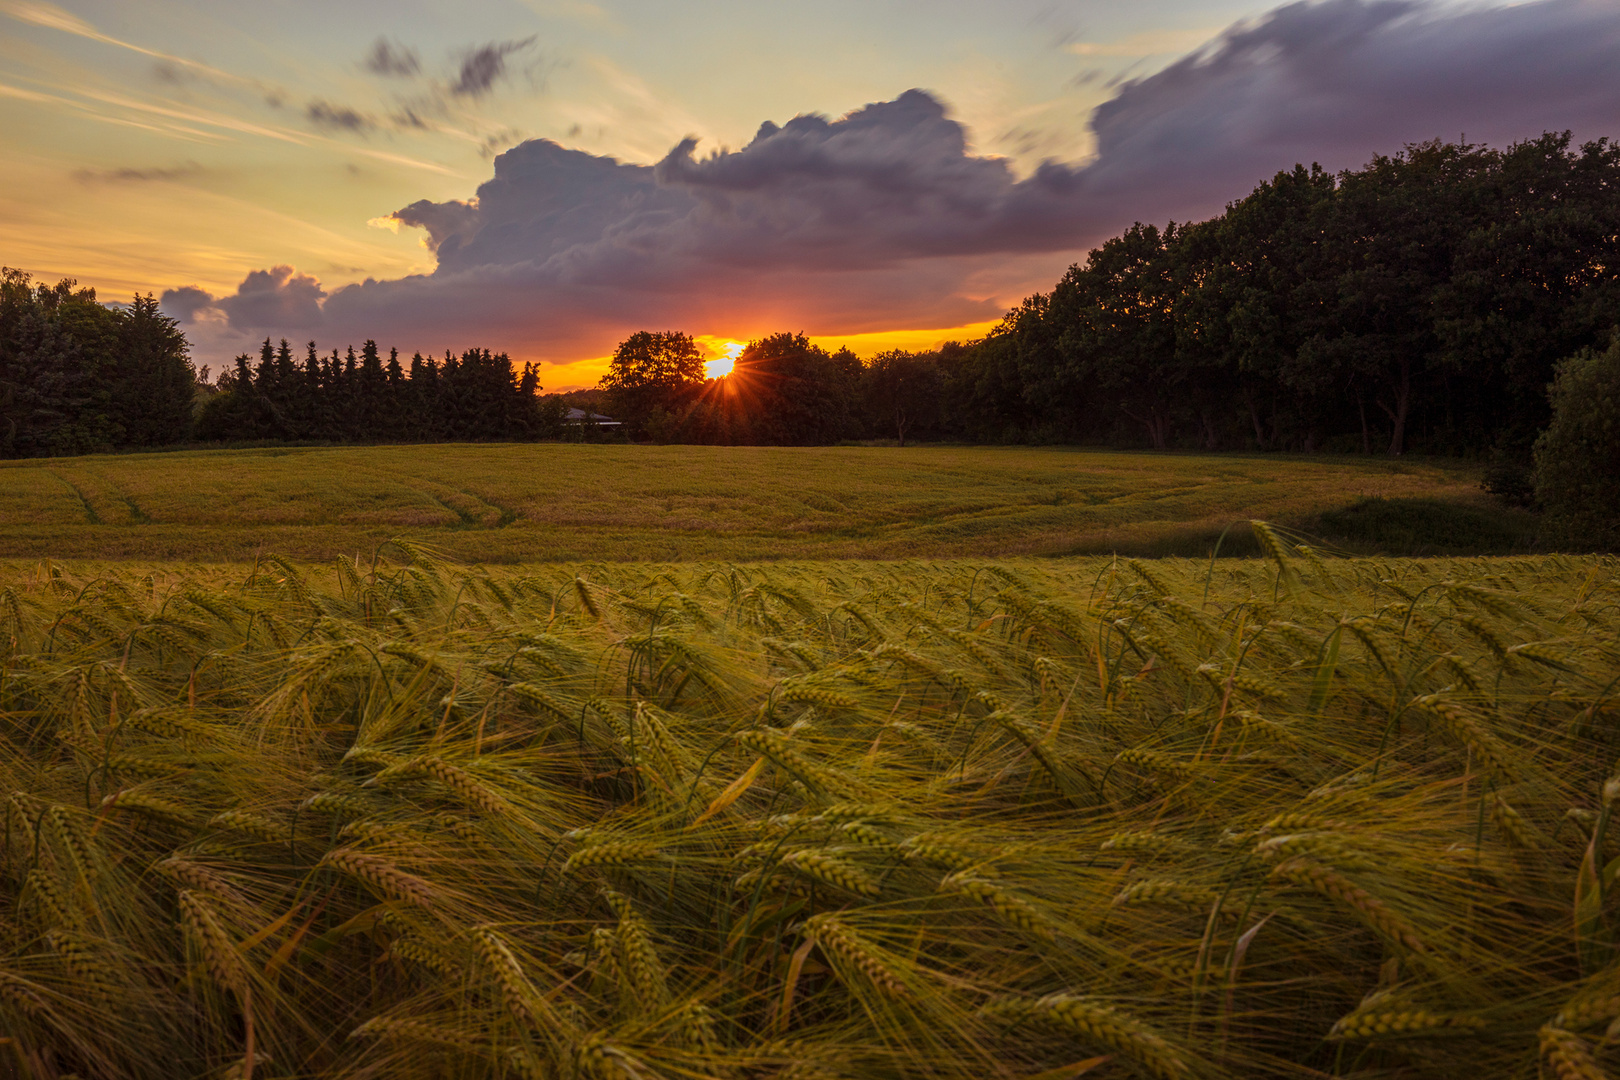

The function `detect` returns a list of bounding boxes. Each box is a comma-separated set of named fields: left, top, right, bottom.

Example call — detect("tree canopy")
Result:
left=598, top=331, right=706, bottom=440
left=939, top=131, right=1620, bottom=457
left=194, top=340, right=558, bottom=444
left=1534, top=336, right=1620, bottom=548
left=0, top=268, right=194, bottom=457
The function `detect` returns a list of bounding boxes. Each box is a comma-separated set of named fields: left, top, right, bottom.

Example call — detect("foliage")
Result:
left=0, top=444, right=1500, bottom=563
left=0, top=538, right=1616, bottom=1079
left=1534, top=337, right=1620, bottom=550
left=1481, top=449, right=1538, bottom=509
left=598, top=331, right=706, bottom=440
left=677, top=333, right=863, bottom=446
left=194, top=339, right=558, bottom=444
left=862, top=349, right=944, bottom=446
left=941, top=132, right=1620, bottom=455
left=0, top=268, right=194, bottom=457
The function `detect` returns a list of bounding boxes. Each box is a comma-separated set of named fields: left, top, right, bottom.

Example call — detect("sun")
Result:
left=704, top=341, right=743, bottom=378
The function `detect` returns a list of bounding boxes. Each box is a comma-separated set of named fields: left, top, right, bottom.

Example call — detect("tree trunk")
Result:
left=1358, top=395, right=1371, bottom=455
left=1377, top=359, right=1411, bottom=456
left=1244, top=389, right=1270, bottom=450
left=895, top=409, right=907, bottom=448
left=1122, top=403, right=1169, bottom=449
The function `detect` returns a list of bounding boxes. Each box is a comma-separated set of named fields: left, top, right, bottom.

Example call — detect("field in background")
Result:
left=0, top=443, right=1522, bottom=562
left=1, top=541, right=1614, bottom=1079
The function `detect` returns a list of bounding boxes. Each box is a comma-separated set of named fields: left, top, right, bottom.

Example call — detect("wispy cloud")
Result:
left=71, top=85, right=312, bottom=145
left=8, top=71, right=464, bottom=175
left=364, top=37, right=421, bottom=78
left=1065, top=26, right=1224, bottom=58
left=306, top=99, right=374, bottom=134
left=0, top=0, right=254, bottom=87
left=73, top=161, right=204, bottom=184
left=0, top=78, right=231, bottom=142
left=344, top=144, right=466, bottom=178
left=451, top=37, right=537, bottom=97
left=0, top=80, right=52, bottom=103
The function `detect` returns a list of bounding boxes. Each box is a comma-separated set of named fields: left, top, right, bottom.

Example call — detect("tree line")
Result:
left=602, top=132, right=1620, bottom=461
left=5, top=128, right=1619, bottom=463
left=0, top=268, right=565, bottom=455
left=194, top=339, right=560, bottom=443
left=953, top=130, right=1620, bottom=459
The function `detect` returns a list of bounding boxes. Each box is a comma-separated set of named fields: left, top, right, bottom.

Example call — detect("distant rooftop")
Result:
left=563, top=407, right=621, bottom=426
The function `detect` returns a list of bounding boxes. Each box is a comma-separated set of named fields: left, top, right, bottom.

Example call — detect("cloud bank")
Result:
left=166, top=0, right=1620, bottom=367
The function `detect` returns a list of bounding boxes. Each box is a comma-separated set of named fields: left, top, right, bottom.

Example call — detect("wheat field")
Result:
left=0, top=444, right=1512, bottom=562
left=1, top=532, right=1615, bottom=1079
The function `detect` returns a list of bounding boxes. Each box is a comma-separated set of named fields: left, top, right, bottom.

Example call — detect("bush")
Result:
left=1480, top=449, right=1536, bottom=508
left=1534, top=337, right=1620, bottom=550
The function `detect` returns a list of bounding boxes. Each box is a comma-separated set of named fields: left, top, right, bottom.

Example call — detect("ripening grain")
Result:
left=0, top=534, right=1615, bottom=1079
left=0, top=443, right=1509, bottom=562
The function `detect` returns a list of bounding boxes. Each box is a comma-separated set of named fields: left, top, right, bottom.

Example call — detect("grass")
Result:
left=0, top=444, right=1512, bottom=563
left=1, top=531, right=1616, bottom=1078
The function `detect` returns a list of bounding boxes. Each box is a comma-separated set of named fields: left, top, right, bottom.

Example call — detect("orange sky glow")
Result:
left=0, top=0, right=1173, bottom=391
left=530, top=322, right=1000, bottom=392
left=14, top=0, right=1598, bottom=400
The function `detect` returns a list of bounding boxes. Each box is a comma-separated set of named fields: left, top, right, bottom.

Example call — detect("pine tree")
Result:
left=383, top=346, right=405, bottom=440
left=108, top=293, right=193, bottom=447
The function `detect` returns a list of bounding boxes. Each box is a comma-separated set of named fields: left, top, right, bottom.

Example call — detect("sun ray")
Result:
left=701, top=339, right=743, bottom=378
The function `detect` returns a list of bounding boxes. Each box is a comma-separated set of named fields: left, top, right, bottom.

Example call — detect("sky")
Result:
left=5, top=0, right=1620, bottom=388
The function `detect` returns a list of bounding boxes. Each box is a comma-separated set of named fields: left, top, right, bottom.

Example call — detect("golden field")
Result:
left=1, top=537, right=1615, bottom=1078
left=0, top=444, right=1512, bottom=563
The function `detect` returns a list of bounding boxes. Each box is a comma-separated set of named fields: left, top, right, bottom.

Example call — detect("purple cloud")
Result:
left=158, top=285, right=215, bottom=323
left=173, top=0, right=1620, bottom=367
left=165, top=266, right=327, bottom=331
left=1078, top=0, right=1620, bottom=219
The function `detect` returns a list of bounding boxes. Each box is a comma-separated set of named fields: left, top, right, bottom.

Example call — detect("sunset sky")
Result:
left=5, top=0, right=1620, bottom=388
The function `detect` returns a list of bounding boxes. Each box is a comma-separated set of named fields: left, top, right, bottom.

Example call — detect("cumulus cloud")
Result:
left=364, top=37, right=420, bottom=78
left=165, top=266, right=326, bottom=331
left=1079, top=0, right=1620, bottom=217
left=451, top=37, right=536, bottom=98
left=223, top=266, right=328, bottom=328
left=647, top=90, right=1097, bottom=264
left=158, top=285, right=215, bottom=323
left=172, top=0, right=1620, bottom=367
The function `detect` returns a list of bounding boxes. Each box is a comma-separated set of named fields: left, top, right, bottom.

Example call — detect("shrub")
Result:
left=1534, top=337, right=1620, bottom=550
left=1480, top=448, right=1536, bottom=508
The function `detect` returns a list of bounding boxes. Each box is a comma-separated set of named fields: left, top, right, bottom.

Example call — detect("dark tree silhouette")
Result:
left=598, top=331, right=706, bottom=439
left=0, top=268, right=193, bottom=457
left=863, top=350, right=942, bottom=446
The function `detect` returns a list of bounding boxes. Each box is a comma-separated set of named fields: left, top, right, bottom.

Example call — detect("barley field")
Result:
left=2, top=531, right=1615, bottom=1079
left=0, top=444, right=1514, bottom=562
